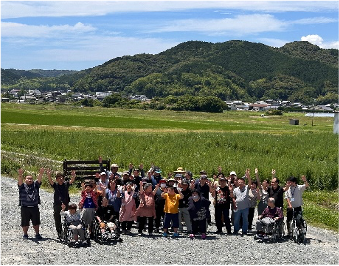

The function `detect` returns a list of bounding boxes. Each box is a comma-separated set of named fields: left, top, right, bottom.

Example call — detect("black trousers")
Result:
left=192, top=219, right=207, bottom=234
left=121, top=221, right=133, bottom=231
left=248, top=207, right=255, bottom=230
left=155, top=205, right=164, bottom=229
left=138, top=216, right=154, bottom=233
left=215, top=206, right=232, bottom=233
left=53, top=204, right=64, bottom=235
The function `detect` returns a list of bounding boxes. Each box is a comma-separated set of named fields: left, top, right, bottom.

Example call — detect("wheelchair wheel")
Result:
left=93, top=222, right=104, bottom=244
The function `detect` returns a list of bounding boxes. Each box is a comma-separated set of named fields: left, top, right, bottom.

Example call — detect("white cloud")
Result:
left=148, top=14, right=286, bottom=35
left=2, top=1, right=338, bottom=19
left=1, top=22, right=96, bottom=38
left=301, top=34, right=339, bottom=49
left=293, top=17, right=337, bottom=25
left=301, top=34, right=324, bottom=46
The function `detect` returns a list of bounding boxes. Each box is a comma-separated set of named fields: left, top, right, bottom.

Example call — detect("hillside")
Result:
left=1, top=40, right=338, bottom=104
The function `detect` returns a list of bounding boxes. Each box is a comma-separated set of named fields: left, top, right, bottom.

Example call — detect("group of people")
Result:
left=17, top=161, right=309, bottom=243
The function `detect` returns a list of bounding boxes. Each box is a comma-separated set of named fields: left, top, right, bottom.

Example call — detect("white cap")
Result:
left=230, top=171, right=237, bottom=176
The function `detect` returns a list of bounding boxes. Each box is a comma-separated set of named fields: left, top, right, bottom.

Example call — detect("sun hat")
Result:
left=174, top=167, right=186, bottom=174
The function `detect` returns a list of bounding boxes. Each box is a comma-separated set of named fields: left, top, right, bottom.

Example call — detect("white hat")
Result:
left=111, top=163, right=119, bottom=168
left=100, top=172, right=106, bottom=176
left=230, top=171, right=237, bottom=176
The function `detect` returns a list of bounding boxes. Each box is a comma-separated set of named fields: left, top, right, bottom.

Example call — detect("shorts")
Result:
left=163, top=213, right=179, bottom=229
left=21, top=206, right=40, bottom=227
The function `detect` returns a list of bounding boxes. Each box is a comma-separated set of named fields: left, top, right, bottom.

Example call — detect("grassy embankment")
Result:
left=1, top=103, right=338, bottom=231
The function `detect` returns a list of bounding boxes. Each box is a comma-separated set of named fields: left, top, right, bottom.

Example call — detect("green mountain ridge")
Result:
left=1, top=40, right=338, bottom=104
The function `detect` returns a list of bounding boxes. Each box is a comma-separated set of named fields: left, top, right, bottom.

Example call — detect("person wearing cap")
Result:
left=153, top=167, right=163, bottom=184
left=109, top=163, right=121, bottom=179
left=187, top=189, right=211, bottom=239
left=232, top=168, right=252, bottom=235
left=154, top=179, right=167, bottom=233
left=96, top=171, right=109, bottom=207
left=47, top=169, right=76, bottom=239
left=121, top=171, right=131, bottom=185
left=178, top=179, right=193, bottom=235
left=285, top=175, right=309, bottom=236
left=226, top=171, right=238, bottom=227
left=211, top=174, right=233, bottom=234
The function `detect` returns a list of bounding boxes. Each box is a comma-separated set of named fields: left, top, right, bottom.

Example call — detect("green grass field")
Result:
left=1, top=103, right=338, bottom=231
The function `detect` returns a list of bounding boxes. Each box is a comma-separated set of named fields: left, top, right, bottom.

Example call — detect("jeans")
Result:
left=234, top=208, right=249, bottom=234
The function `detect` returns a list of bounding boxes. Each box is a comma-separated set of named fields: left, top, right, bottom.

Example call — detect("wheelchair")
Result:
left=254, top=218, right=285, bottom=242
left=60, top=217, right=90, bottom=247
left=92, top=217, right=122, bottom=245
left=289, top=210, right=307, bottom=244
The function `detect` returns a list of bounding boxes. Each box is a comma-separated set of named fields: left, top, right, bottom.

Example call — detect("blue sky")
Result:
left=1, top=1, right=338, bottom=70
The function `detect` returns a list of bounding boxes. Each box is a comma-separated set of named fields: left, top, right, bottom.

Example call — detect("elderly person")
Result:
left=255, top=197, right=283, bottom=239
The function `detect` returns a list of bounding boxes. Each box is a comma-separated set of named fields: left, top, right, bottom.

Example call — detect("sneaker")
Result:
left=162, top=232, right=168, bottom=237
left=172, top=232, right=179, bottom=237
left=201, top=233, right=206, bottom=240
left=23, top=234, right=29, bottom=240
left=189, top=234, right=195, bottom=239
left=35, top=234, right=42, bottom=240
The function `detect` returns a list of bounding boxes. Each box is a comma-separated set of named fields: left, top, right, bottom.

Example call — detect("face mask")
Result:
left=193, top=195, right=200, bottom=200
left=160, top=184, right=166, bottom=188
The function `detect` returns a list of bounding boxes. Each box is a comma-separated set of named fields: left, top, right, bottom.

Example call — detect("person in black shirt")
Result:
left=212, top=176, right=233, bottom=234
left=267, top=176, right=285, bottom=209
left=47, top=169, right=76, bottom=239
left=95, top=197, right=120, bottom=239
left=187, top=189, right=210, bottom=239
left=178, top=179, right=192, bottom=234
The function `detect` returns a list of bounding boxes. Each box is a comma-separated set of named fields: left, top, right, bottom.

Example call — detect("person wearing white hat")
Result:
left=109, top=163, right=121, bottom=179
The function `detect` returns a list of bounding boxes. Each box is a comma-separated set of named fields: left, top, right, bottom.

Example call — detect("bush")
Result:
left=265, top=109, right=283, bottom=115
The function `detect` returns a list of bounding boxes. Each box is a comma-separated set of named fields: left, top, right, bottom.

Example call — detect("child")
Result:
left=119, top=182, right=136, bottom=234
left=135, top=181, right=159, bottom=236
left=60, top=202, right=86, bottom=245
left=187, top=189, right=211, bottom=239
left=79, top=182, right=98, bottom=234
left=161, top=186, right=184, bottom=237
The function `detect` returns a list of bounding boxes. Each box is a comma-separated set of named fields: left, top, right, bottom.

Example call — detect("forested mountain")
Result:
left=2, top=40, right=338, bottom=104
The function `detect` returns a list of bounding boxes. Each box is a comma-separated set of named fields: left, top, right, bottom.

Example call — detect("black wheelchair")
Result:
left=60, top=217, right=91, bottom=247
left=254, top=218, right=285, bottom=242
left=92, top=217, right=122, bottom=245
left=289, top=209, right=307, bottom=244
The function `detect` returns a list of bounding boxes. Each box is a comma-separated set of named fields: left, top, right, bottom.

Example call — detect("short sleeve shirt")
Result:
left=285, top=184, right=306, bottom=208
left=163, top=193, right=181, bottom=214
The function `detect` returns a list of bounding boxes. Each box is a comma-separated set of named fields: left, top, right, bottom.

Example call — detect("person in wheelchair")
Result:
left=255, top=197, right=283, bottom=239
left=95, top=197, right=121, bottom=241
left=60, top=202, right=86, bottom=246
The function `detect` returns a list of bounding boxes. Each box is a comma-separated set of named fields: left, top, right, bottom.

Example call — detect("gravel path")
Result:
left=1, top=176, right=338, bottom=265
